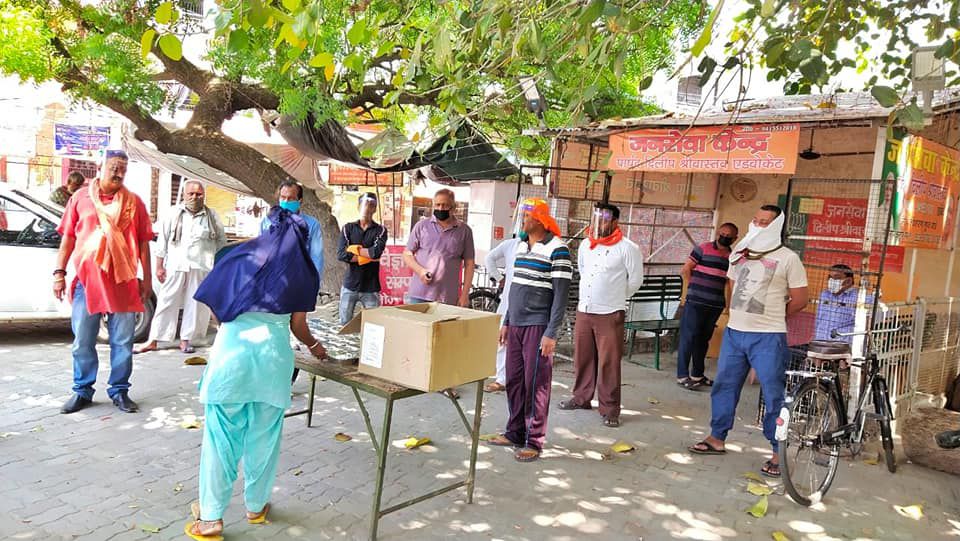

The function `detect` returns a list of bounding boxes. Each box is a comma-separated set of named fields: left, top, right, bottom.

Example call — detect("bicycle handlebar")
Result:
left=830, top=324, right=910, bottom=339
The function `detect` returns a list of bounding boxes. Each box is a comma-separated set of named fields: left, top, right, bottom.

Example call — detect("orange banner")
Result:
left=608, top=123, right=800, bottom=174
left=888, top=135, right=960, bottom=249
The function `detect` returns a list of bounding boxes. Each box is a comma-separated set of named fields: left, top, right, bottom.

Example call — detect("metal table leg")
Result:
left=465, top=379, right=484, bottom=504
left=306, top=374, right=317, bottom=428
left=369, top=397, right=394, bottom=541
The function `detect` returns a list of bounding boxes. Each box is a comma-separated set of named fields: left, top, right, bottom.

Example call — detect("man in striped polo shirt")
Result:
left=488, top=199, right=572, bottom=463
left=676, top=222, right=739, bottom=390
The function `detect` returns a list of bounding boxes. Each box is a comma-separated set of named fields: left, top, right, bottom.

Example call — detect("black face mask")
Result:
left=433, top=209, right=451, bottom=221
left=717, top=235, right=735, bottom=247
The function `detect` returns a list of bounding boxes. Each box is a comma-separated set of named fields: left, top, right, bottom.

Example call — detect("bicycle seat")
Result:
left=806, top=340, right=852, bottom=360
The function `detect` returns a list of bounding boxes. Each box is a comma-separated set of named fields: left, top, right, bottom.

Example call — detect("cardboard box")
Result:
left=339, top=303, right=500, bottom=392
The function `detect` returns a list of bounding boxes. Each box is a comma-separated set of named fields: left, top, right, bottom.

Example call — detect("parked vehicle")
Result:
left=0, top=185, right=156, bottom=342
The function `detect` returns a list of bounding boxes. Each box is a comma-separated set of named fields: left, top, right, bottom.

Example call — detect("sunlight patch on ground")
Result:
left=577, top=500, right=612, bottom=513
left=538, top=476, right=571, bottom=489
left=666, top=452, right=693, bottom=464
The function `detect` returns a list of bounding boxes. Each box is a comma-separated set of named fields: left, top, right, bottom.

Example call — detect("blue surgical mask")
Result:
left=518, top=231, right=528, bottom=241
left=279, top=200, right=301, bottom=213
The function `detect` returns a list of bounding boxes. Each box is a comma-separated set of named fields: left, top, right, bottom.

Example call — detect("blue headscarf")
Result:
left=195, top=206, right=319, bottom=323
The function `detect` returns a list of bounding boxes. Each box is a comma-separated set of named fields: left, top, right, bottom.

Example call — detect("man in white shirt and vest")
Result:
left=136, top=181, right=226, bottom=354
left=483, top=236, right=520, bottom=393
left=559, top=203, right=644, bottom=427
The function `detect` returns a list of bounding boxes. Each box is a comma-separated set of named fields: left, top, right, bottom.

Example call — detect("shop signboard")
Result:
left=327, top=164, right=403, bottom=186
left=608, top=123, right=800, bottom=175
left=883, top=134, right=960, bottom=250
left=54, top=124, right=111, bottom=156
left=61, top=158, right=98, bottom=185
left=378, top=245, right=413, bottom=306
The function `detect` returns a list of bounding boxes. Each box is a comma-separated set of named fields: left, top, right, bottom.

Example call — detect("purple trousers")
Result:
left=503, top=325, right=553, bottom=452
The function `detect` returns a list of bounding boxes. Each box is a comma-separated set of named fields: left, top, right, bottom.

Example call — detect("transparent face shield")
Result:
left=358, top=195, right=377, bottom=219
left=513, top=199, right=538, bottom=238
left=590, top=207, right=616, bottom=239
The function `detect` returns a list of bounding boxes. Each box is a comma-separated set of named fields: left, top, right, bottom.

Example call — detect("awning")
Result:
left=122, top=131, right=253, bottom=195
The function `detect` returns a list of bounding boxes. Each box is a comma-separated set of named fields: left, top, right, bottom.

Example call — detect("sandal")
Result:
left=761, top=460, right=781, bottom=478
left=487, top=435, right=518, bottom=447
left=558, top=399, right=591, bottom=410
left=688, top=440, right=726, bottom=455
left=484, top=382, right=506, bottom=393
left=603, top=416, right=621, bottom=428
left=181, top=345, right=196, bottom=354
left=247, top=503, right=270, bottom=524
left=442, top=387, right=460, bottom=400
left=683, top=377, right=713, bottom=390
left=676, top=377, right=692, bottom=387
left=184, top=520, right=223, bottom=541
left=514, top=447, right=541, bottom=462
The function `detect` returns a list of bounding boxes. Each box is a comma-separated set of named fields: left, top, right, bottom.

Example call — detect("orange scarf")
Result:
left=84, top=181, right=139, bottom=283
left=587, top=226, right=623, bottom=249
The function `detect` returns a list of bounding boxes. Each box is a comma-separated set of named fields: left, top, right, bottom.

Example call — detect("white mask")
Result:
left=730, top=213, right=785, bottom=263
left=827, top=278, right=845, bottom=294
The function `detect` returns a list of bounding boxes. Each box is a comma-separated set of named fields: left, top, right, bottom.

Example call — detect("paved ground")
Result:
left=1, top=319, right=957, bottom=541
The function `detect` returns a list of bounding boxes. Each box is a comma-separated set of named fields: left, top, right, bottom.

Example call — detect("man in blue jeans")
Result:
left=337, top=193, right=387, bottom=324
left=688, top=205, right=807, bottom=478
left=53, top=150, right=154, bottom=414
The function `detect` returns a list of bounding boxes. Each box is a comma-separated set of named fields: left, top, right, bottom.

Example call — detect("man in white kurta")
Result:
left=136, top=181, right=226, bottom=354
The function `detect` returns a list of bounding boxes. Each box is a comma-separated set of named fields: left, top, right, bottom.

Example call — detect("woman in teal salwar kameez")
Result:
left=185, top=207, right=326, bottom=540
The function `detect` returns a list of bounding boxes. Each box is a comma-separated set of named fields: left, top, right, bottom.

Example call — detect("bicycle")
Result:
left=776, top=325, right=907, bottom=506
left=469, top=276, right=503, bottom=313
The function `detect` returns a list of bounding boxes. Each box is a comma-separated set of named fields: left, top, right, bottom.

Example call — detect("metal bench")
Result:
left=624, top=275, right=684, bottom=370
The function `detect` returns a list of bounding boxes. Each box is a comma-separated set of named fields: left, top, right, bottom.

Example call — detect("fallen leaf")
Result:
left=610, top=441, right=636, bottom=453
left=139, top=524, right=161, bottom=533
left=748, top=481, right=774, bottom=496
left=128, top=505, right=139, bottom=509
left=478, top=433, right=499, bottom=441
left=743, top=472, right=767, bottom=484
left=173, top=483, right=183, bottom=493
left=0, top=432, right=13, bottom=438
left=772, top=531, right=792, bottom=541
left=647, top=397, right=660, bottom=405
left=404, top=436, right=431, bottom=449
left=747, top=495, right=769, bottom=518
left=894, top=504, right=924, bottom=520
left=863, top=456, right=880, bottom=466
left=180, top=419, right=202, bottom=430
left=29, top=425, right=44, bottom=433
left=293, top=469, right=303, bottom=476
left=334, top=432, right=352, bottom=442
left=184, top=356, right=207, bottom=366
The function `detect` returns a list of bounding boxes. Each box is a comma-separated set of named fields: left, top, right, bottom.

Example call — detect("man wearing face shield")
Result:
left=675, top=222, right=739, bottom=391
left=53, top=150, right=154, bottom=414
left=336, top=192, right=388, bottom=324
left=137, top=180, right=226, bottom=354
left=558, top=204, right=643, bottom=428
left=487, top=199, right=572, bottom=462
left=689, top=205, right=808, bottom=480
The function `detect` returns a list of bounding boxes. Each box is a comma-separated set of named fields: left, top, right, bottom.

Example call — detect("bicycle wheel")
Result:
left=779, top=379, right=842, bottom=506
left=468, top=289, right=499, bottom=313
left=873, top=377, right=897, bottom=473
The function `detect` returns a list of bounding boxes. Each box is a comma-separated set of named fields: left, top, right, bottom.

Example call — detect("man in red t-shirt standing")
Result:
left=53, top=150, right=154, bottom=414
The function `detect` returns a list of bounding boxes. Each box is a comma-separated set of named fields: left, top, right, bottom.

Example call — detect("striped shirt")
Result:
left=504, top=233, right=573, bottom=339
left=685, top=241, right=730, bottom=308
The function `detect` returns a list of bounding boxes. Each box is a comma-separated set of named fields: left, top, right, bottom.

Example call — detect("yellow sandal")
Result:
left=184, top=520, right=223, bottom=541
left=246, top=503, right=270, bottom=524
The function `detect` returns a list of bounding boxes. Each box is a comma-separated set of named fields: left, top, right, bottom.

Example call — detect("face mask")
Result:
left=433, top=209, right=451, bottom=221
left=717, top=235, right=734, bottom=248
left=279, top=200, right=301, bottom=213
left=518, top=231, right=528, bottom=241
left=827, top=278, right=845, bottom=294
left=185, top=198, right=203, bottom=213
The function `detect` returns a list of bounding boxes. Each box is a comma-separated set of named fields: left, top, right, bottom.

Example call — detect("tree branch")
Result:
left=345, top=83, right=441, bottom=109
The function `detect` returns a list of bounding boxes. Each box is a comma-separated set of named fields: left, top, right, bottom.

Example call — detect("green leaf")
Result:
left=347, top=19, right=368, bottom=47
left=787, top=39, right=813, bottom=66
left=140, top=29, right=156, bottom=60
left=309, top=52, right=334, bottom=68
left=157, top=34, right=182, bottom=61
left=279, top=23, right=300, bottom=46
left=723, top=56, right=740, bottom=69
left=614, top=49, right=627, bottom=78
left=799, top=56, right=827, bottom=84
left=228, top=29, right=249, bottom=53
left=344, top=53, right=364, bottom=72
left=899, top=103, right=926, bottom=130
left=871, top=85, right=900, bottom=108
left=638, top=75, right=653, bottom=91
left=282, top=0, right=301, bottom=10
left=248, top=0, right=270, bottom=27
left=691, top=0, right=724, bottom=56
left=746, top=495, right=769, bottom=518
left=580, top=0, right=606, bottom=27
left=498, top=10, right=512, bottom=35
left=936, top=39, right=956, bottom=59
left=698, top=56, right=717, bottom=87
left=214, top=9, right=233, bottom=34
left=760, top=0, right=777, bottom=18
left=155, top=2, right=174, bottom=25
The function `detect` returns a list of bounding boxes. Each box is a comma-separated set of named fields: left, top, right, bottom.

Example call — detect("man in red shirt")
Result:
left=53, top=150, right=154, bottom=414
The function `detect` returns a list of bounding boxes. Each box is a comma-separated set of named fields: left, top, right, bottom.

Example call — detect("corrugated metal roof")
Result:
left=531, top=89, right=960, bottom=138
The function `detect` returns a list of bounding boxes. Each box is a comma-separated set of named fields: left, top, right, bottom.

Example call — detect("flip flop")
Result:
left=184, top=521, right=223, bottom=541
left=487, top=435, right=518, bottom=447
left=514, top=447, right=541, bottom=462
left=133, top=345, right=158, bottom=354
left=761, top=460, right=781, bottom=478
left=558, top=399, right=591, bottom=410
left=181, top=345, right=196, bottom=354
left=688, top=440, right=726, bottom=455
left=603, top=416, right=621, bottom=428
left=247, top=503, right=270, bottom=524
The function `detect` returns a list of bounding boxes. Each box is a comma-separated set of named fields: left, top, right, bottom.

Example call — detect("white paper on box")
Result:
left=360, top=322, right=385, bottom=368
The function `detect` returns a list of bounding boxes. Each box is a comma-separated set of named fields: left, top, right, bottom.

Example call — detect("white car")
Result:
left=0, top=184, right=156, bottom=341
